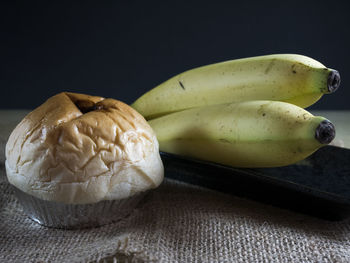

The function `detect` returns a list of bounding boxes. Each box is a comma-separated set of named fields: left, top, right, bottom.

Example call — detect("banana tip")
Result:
left=315, top=120, right=335, bottom=144
left=327, top=70, right=341, bottom=93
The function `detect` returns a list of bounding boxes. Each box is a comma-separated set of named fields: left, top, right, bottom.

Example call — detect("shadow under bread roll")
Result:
left=5, top=92, right=164, bottom=229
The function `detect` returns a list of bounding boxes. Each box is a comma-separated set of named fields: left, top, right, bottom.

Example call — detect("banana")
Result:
left=132, top=54, right=340, bottom=120
left=148, top=101, right=335, bottom=168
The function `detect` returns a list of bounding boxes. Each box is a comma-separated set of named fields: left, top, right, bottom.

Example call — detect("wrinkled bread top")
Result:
left=5, top=92, right=164, bottom=204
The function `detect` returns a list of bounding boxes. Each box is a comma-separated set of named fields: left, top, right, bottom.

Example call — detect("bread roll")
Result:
left=5, top=92, right=164, bottom=204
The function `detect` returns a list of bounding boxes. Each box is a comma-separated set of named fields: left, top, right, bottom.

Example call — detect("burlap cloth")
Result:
left=1, top=111, right=350, bottom=262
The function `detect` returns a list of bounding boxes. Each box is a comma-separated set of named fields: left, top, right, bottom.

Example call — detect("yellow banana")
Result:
left=132, top=54, right=340, bottom=120
left=148, top=101, right=335, bottom=168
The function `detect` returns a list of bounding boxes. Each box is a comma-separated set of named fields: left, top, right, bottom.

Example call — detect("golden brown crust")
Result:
left=5, top=92, right=164, bottom=204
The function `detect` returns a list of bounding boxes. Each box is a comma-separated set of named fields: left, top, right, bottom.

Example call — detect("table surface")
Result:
left=1, top=109, right=350, bottom=262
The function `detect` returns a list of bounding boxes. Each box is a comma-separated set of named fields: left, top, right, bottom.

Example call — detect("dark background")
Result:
left=1, top=1, right=350, bottom=110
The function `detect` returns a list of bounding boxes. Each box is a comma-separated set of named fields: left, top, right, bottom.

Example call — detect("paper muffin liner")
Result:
left=13, top=186, right=147, bottom=229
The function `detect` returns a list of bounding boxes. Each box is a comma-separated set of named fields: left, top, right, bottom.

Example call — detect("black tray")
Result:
left=161, top=146, right=350, bottom=221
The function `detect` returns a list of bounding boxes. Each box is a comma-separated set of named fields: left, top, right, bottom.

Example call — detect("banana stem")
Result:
left=315, top=120, right=335, bottom=144
left=328, top=70, right=341, bottom=93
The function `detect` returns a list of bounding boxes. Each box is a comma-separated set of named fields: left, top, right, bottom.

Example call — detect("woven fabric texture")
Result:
left=1, top=161, right=350, bottom=262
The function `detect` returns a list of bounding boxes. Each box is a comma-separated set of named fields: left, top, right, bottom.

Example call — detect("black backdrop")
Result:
left=1, top=1, right=350, bottom=110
